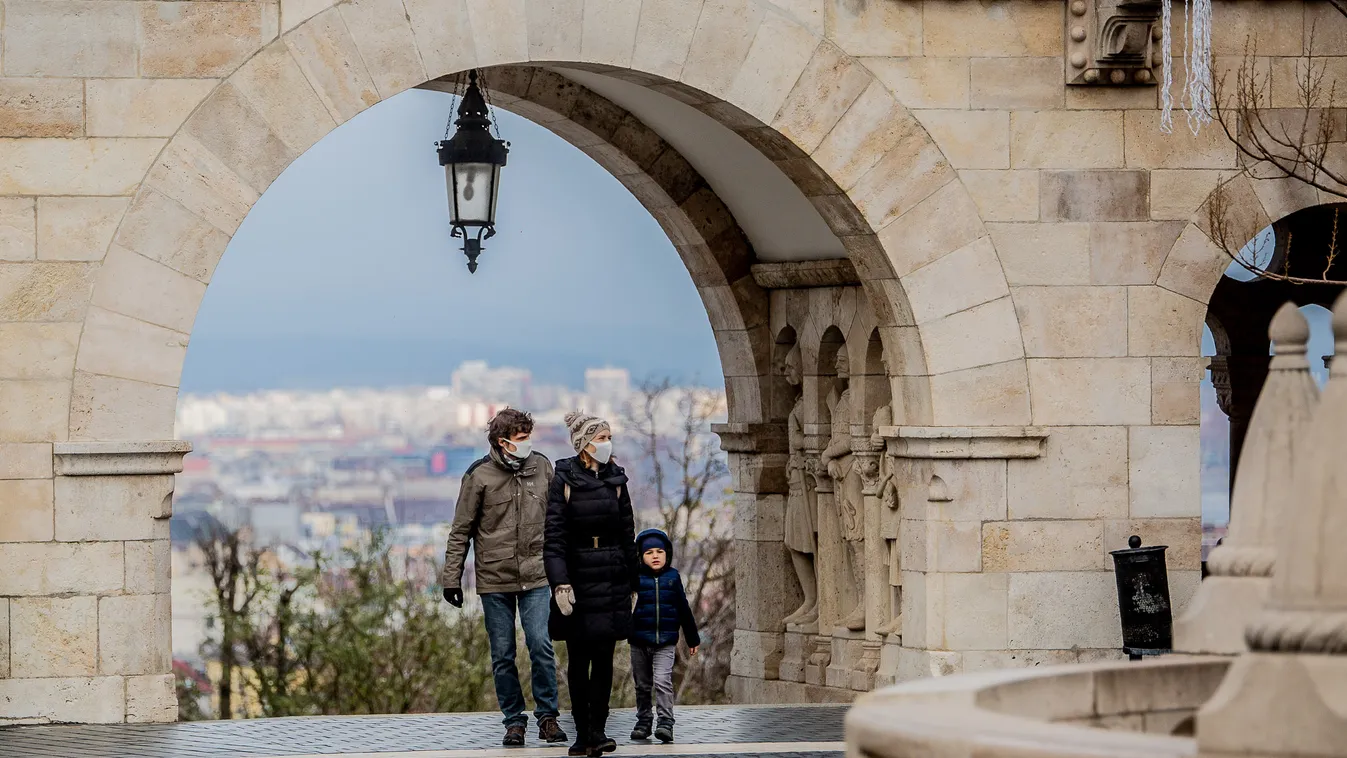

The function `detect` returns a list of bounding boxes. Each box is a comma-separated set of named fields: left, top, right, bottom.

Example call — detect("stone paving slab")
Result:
left=0, top=705, right=847, bottom=758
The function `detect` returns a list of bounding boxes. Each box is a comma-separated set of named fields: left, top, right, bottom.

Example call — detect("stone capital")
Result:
left=877, top=426, right=1048, bottom=460
left=749, top=259, right=860, bottom=289
left=712, top=423, right=787, bottom=455
left=52, top=441, right=193, bottom=477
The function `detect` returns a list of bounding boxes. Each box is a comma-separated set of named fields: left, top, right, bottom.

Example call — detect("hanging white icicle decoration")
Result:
left=1159, top=0, right=1213, bottom=135
left=1160, top=0, right=1175, bottom=133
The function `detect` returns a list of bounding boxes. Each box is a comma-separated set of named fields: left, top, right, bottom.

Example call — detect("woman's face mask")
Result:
left=589, top=440, right=613, bottom=464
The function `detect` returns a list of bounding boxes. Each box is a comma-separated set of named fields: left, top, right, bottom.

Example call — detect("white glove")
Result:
left=555, top=585, right=575, bottom=616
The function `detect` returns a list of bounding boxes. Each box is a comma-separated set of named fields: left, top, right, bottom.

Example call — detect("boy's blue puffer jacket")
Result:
left=630, top=529, right=701, bottom=648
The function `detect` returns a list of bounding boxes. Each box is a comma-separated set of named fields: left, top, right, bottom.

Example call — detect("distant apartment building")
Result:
left=451, top=360, right=531, bottom=406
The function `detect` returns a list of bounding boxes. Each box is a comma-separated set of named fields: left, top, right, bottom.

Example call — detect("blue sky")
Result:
left=181, top=88, right=723, bottom=393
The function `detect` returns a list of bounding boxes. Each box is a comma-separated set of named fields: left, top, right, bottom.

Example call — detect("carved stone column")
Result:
left=1175, top=305, right=1318, bottom=654
left=1209, top=354, right=1272, bottom=495
left=803, top=446, right=835, bottom=687
left=712, top=423, right=789, bottom=696
left=850, top=444, right=885, bottom=691
left=1197, top=294, right=1347, bottom=756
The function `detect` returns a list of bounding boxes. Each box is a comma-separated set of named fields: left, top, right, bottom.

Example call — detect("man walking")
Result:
left=440, top=408, right=567, bottom=746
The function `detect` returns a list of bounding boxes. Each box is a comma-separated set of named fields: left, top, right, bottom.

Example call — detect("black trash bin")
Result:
left=1109, top=535, right=1173, bottom=660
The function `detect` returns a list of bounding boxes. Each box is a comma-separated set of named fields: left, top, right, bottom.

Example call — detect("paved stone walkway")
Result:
left=0, top=705, right=846, bottom=758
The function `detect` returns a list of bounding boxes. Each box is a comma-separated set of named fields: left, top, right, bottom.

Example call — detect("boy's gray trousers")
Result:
left=631, top=643, right=677, bottom=726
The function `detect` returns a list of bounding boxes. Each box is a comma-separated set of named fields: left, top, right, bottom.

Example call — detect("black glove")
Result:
left=443, top=588, right=463, bottom=607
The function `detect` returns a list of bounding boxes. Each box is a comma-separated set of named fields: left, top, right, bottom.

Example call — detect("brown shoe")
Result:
left=503, top=724, right=526, bottom=746
left=538, top=716, right=568, bottom=744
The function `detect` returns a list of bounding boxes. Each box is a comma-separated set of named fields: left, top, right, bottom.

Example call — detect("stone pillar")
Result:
left=1197, top=293, right=1347, bottom=757
left=803, top=445, right=836, bottom=686
left=713, top=423, right=791, bottom=697
left=1209, top=354, right=1272, bottom=494
left=876, top=426, right=1048, bottom=681
left=0, top=441, right=189, bottom=725
left=850, top=445, right=885, bottom=691
left=1175, top=304, right=1318, bottom=654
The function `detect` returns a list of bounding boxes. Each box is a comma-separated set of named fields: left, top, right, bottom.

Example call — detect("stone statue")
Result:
left=871, top=404, right=902, bottom=636
left=821, top=344, right=866, bottom=631
left=780, top=345, right=819, bottom=627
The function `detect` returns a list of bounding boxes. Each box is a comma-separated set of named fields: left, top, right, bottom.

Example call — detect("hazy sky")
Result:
left=181, top=88, right=723, bottom=393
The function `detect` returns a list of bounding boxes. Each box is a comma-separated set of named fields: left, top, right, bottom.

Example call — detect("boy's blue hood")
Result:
left=636, top=528, right=673, bottom=559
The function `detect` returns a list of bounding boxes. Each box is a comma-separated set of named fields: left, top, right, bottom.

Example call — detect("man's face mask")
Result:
left=502, top=438, right=532, bottom=460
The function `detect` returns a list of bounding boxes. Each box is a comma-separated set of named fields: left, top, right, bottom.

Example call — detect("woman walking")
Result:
left=545, top=412, right=637, bottom=757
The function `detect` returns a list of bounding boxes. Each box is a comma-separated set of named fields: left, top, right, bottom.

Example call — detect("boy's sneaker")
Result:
left=503, top=724, right=526, bottom=746
left=630, top=722, right=652, bottom=740
left=654, top=724, right=674, bottom=743
left=538, top=717, right=568, bottom=744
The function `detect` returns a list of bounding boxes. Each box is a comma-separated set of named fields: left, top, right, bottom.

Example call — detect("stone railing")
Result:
left=847, top=656, right=1226, bottom=757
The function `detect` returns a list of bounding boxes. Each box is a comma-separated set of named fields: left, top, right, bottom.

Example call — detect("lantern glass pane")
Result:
left=447, top=162, right=495, bottom=225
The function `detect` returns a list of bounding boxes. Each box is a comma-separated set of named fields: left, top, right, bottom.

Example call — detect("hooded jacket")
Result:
left=544, top=456, right=638, bottom=641
left=631, top=529, right=700, bottom=648
left=439, top=447, right=553, bottom=594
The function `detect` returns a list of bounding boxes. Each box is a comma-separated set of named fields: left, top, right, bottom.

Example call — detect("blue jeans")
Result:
left=481, top=586, right=560, bottom=727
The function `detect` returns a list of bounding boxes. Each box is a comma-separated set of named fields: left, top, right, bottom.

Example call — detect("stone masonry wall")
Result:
left=1, top=0, right=1343, bottom=722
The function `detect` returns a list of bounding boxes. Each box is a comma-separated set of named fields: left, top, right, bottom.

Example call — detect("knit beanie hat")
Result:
left=639, top=533, right=666, bottom=554
left=565, top=411, right=610, bottom=454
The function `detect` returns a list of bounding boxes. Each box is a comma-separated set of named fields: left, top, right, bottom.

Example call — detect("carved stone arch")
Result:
left=68, top=0, right=1051, bottom=439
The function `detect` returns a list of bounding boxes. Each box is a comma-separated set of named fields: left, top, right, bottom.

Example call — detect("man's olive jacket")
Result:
left=439, top=448, right=553, bottom=594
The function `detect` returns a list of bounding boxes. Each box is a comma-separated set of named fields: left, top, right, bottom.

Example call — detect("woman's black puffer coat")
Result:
left=544, top=456, right=638, bottom=641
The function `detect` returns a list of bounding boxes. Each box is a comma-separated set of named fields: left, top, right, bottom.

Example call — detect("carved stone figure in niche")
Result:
left=871, top=404, right=902, bottom=636
left=821, top=344, right=866, bottom=631
left=780, top=345, right=818, bottom=627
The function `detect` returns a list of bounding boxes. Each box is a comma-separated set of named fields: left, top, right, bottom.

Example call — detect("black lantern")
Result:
left=1110, top=535, right=1174, bottom=660
left=437, top=70, right=508, bottom=273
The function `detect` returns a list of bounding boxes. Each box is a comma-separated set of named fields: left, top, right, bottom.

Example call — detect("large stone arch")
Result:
left=70, top=0, right=1035, bottom=443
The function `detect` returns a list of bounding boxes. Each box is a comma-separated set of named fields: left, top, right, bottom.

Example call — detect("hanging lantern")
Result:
left=437, top=70, right=508, bottom=273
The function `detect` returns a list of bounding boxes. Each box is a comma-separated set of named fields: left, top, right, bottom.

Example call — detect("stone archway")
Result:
left=26, top=0, right=1038, bottom=723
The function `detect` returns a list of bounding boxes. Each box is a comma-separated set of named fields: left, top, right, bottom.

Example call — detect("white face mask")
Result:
left=501, top=439, right=532, bottom=460
left=589, top=440, right=613, bottom=464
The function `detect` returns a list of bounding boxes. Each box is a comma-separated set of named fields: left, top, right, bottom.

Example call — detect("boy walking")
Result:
left=629, top=529, right=700, bottom=744
left=440, top=409, right=567, bottom=747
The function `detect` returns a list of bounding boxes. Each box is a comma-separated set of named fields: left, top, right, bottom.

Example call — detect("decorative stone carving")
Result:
left=1065, top=0, right=1163, bottom=86
left=1197, top=292, right=1347, bottom=756
left=780, top=345, right=819, bottom=630
left=750, top=259, right=860, bottom=289
left=822, top=344, right=866, bottom=633
left=1175, top=303, right=1318, bottom=654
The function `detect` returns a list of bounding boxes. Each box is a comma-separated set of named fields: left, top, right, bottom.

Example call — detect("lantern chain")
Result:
left=477, top=69, right=504, bottom=142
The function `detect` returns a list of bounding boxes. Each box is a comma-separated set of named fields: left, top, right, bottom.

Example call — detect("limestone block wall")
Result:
left=0, top=0, right=1343, bottom=722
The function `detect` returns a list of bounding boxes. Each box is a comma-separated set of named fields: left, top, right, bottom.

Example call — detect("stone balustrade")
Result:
left=847, top=656, right=1227, bottom=758
left=846, top=293, right=1347, bottom=757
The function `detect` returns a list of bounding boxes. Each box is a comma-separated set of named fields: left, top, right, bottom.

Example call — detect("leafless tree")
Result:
left=1208, top=18, right=1347, bottom=284
left=620, top=379, right=734, bottom=704
left=197, top=523, right=264, bottom=719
